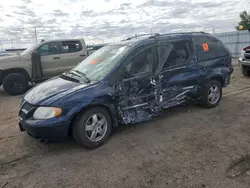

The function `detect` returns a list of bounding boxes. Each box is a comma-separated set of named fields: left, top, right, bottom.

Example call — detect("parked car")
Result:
left=87, top=44, right=105, bottom=56
left=239, top=45, right=250, bottom=76
left=0, top=39, right=87, bottom=95
left=18, top=32, right=233, bottom=149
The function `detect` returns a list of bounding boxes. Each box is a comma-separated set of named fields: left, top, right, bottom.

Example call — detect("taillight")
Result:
left=243, top=46, right=250, bottom=51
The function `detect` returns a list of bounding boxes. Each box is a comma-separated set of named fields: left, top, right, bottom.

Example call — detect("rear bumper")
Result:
left=19, top=119, right=70, bottom=142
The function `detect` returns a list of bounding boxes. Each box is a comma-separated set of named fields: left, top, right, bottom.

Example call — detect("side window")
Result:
left=159, top=40, right=192, bottom=69
left=194, top=36, right=228, bottom=61
left=37, top=42, right=61, bottom=56
left=62, top=41, right=82, bottom=53
left=124, top=47, right=154, bottom=77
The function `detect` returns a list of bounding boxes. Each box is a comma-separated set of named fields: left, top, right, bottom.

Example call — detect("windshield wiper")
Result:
left=65, top=71, right=81, bottom=78
left=67, top=70, right=90, bottom=83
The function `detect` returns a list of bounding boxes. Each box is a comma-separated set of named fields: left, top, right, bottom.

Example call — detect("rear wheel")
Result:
left=242, top=66, right=250, bottom=77
left=73, top=107, right=112, bottom=149
left=3, top=73, right=29, bottom=95
left=201, top=80, right=222, bottom=109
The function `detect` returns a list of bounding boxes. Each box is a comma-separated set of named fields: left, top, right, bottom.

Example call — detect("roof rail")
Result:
left=156, top=31, right=209, bottom=37
left=122, top=33, right=160, bottom=41
left=122, top=31, right=209, bottom=41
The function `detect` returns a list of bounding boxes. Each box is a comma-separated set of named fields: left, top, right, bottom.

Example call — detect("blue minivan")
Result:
left=18, top=32, right=233, bottom=148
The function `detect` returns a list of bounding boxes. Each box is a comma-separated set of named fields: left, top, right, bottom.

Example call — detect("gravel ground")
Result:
left=1, top=61, right=250, bottom=188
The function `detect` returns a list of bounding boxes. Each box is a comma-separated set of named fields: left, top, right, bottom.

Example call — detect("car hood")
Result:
left=0, top=54, right=27, bottom=69
left=0, top=54, right=21, bottom=61
left=24, top=76, right=96, bottom=106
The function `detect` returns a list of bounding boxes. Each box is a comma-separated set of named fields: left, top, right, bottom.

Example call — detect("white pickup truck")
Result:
left=0, top=39, right=87, bottom=95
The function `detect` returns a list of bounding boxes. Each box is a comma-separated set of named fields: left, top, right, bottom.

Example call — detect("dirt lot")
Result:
left=2, top=60, right=250, bottom=188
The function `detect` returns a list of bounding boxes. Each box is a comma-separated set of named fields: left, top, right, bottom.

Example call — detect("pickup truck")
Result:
left=0, top=39, right=87, bottom=95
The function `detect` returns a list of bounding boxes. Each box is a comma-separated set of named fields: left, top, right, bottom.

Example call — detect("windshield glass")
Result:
left=20, top=43, right=39, bottom=55
left=67, top=45, right=129, bottom=82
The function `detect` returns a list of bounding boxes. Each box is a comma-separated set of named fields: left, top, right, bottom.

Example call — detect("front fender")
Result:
left=60, top=95, right=118, bottom=128
left=52, top=82, right=119, bottom=127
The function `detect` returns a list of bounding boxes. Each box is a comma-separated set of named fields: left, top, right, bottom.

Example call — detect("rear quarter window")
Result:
left=62, top=40, right=82, bottom=53
left=194, top=36, right=228, bottom=61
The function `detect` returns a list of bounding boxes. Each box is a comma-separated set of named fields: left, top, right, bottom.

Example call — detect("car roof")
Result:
left=40, top=39, right=84, bottom=43
left=108, top=32, right=212, bottom=48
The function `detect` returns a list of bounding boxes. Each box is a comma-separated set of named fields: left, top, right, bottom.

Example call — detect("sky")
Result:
left=0, top=0, right=249, bottom=49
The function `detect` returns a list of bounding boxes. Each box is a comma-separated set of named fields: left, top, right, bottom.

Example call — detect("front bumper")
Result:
left=19, top=118, right=71, bottom=142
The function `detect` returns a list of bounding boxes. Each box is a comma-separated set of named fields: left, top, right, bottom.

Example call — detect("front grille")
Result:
left=19, top=101, right=36, bottom=120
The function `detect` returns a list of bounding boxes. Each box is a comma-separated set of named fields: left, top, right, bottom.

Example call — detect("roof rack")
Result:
left=122, top=33, right=160, bottom=41
left=122, top=31, right=209, bottom=41
left=157, top=31, right=209, bottom=37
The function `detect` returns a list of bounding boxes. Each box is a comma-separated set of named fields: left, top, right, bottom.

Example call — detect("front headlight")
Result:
left=33, top=107, right=62, bottom=119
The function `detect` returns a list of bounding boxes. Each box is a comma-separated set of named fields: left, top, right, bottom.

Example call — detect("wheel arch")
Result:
left=208, top=74, right=224, bottom=87
left=2, top=68, right=30, bottom=81
left=67, top=104, right=118, bottom=136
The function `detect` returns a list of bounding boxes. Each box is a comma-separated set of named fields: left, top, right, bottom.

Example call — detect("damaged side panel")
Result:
left=158, top=64, right=203, bottom=109
left=116, top=65, right=202, bottom=124
left=199, top=56, right=233, bottom=87
left=156, top=38, right=202, bottom=109
left=117, top=75, right=160, bottom=124
left=116, top=38, right=202, bottom=124
left=115, top=35, right=232, bottom=125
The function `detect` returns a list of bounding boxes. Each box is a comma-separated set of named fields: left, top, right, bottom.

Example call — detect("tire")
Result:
left=201, top=80, right=222, bottom=109
left=242, top=66, right=250, bottom=77
left=2, top=73, right=29, bottom=95
left=73, top=107, right=112, bottom=149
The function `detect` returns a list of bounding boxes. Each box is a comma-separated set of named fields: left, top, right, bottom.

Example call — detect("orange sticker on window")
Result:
left=202, top=43, right=209, bottom=51
left=90, top=58, right=98, bottom=64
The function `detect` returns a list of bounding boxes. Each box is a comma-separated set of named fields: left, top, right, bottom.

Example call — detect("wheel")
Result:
left=2, top=73, right=29, bottom=95
left=73, top=107, right=112, bottom=149
left=201, top=80, right=222, bottom=109
left=242, top=66, right=250, bottom=77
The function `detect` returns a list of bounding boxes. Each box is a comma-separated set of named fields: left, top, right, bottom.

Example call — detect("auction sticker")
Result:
left=202, top=43, right=209, bottom=51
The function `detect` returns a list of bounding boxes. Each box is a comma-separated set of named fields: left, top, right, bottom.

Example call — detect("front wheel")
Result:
left=3, top=73, right=29, bottom=95
left=73, top=107, right=112, bottom=149
left=201, top=80, right=222, bottom=109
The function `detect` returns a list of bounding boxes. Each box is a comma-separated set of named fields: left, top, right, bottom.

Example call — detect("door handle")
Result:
left=79, top=54, right=86, bottom=57
left=53, top=57, right=60, bottom=59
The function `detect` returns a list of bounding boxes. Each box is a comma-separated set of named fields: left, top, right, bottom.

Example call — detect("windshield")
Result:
left=20, top=43, right=39, bottom=55
left=66, top=45, right=129, bottom=82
